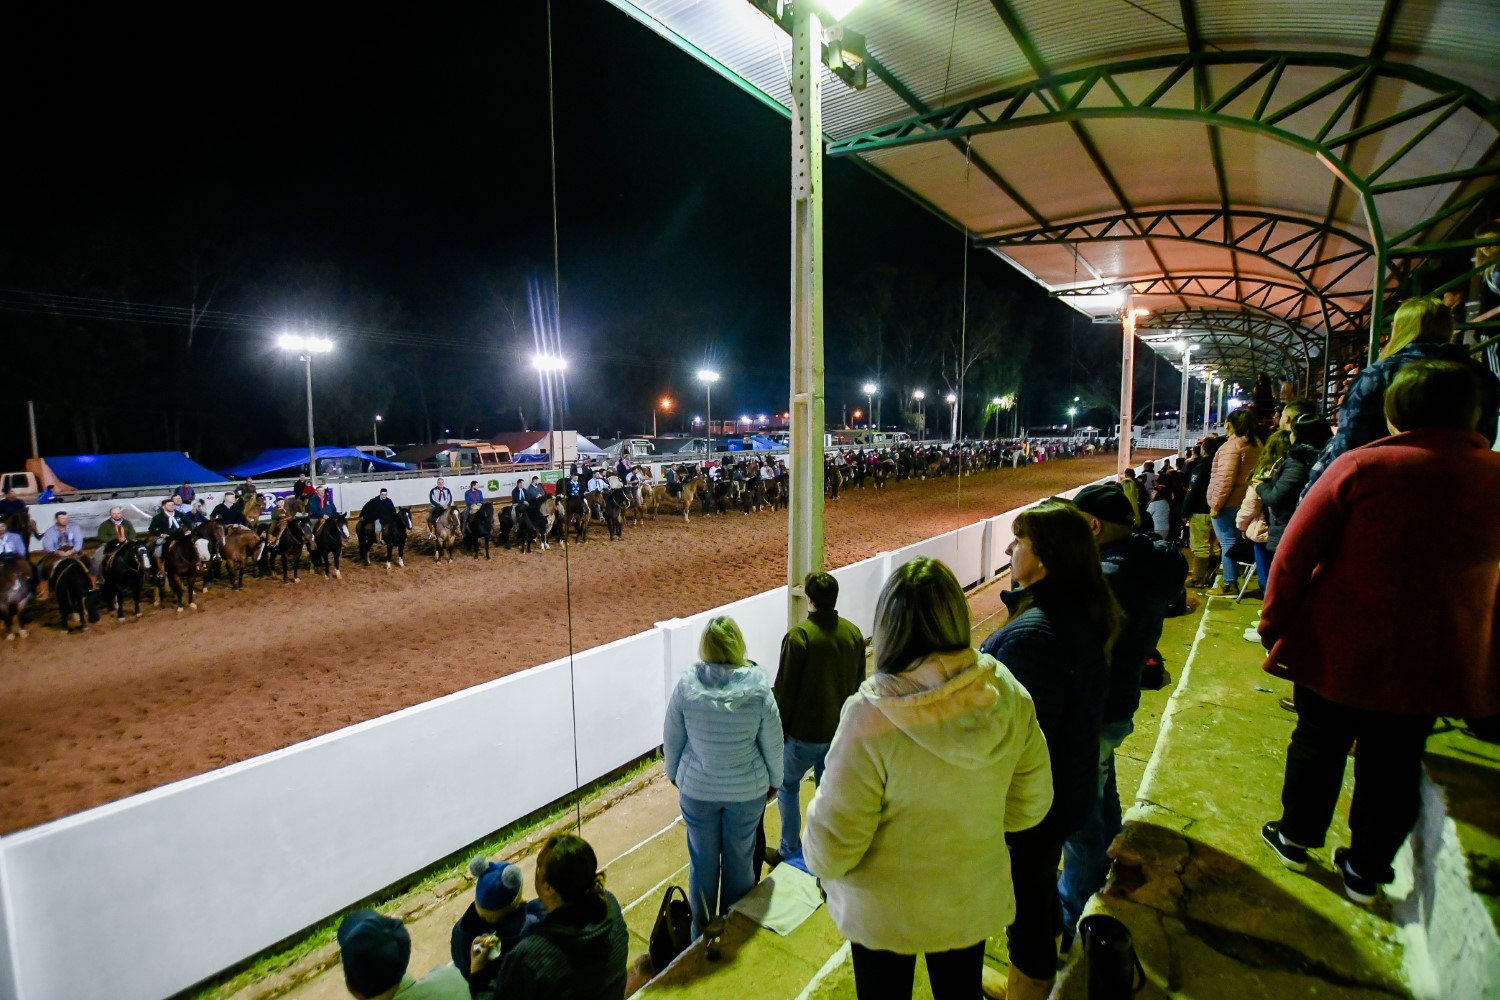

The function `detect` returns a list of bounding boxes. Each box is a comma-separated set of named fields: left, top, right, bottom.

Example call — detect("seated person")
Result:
left=360, top=489, right=397, bottom=538
left=265, top=497, right=291, bottom=547
left=0, top=487, right=27, bottom=522
left=565, top=475, right=583, bottom=498
left=211, top=494, right=243, bottom=526
left=586, top=472, right=608, bottom=494
left=464, top=481, right=484, bottom=509
left=40, top=512, right=84, bottom=555
left=524, top=477, right=546, bottom=503
left=510, top=479, right=527, bottom=508
left=336, top=909, right=467, bottom=1000
left=664, top=467, right=681, bottom=497
left=468, top=835, right=628, bottom=1000
left=451, top=858, right=547, bottom=989
left=0, top=521, right=30, bottom=559
left=94, top=506, right=138, bottom=576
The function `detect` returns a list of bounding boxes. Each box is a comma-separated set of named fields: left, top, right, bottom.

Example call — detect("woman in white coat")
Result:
left=802, top=557, right=1054, bottom=1000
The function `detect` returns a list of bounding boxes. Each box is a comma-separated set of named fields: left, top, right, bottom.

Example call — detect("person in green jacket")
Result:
left=769, top=571, right=867, bottom=865
left=92, top=506, right=138, bottom=576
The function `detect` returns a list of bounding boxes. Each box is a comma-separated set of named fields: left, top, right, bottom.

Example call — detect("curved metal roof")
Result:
left=609, top=0, right=1500, bottom=384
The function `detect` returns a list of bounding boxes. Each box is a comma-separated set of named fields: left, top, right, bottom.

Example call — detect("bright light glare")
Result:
left=820, top=0, right=864, bottom=20
left=912, top=389, right=925, bottom=401
left=696, top=369, right=721, bottom=383
left=1068, top=407, right=1079, bottom=417
left=1226, top=398, right=1247, bottom=413
left=375, top=414, right=382, bottom=421
left=991, top=397, right=1002, bottom=406
left=532, top=354, right=567, bottom=372
left=660, top=397, right=673, bottom=410
left=1131, top=307, right=1151, bottom=318
left=945, top=393, right=957, bottom=404
left=862, top=382, right=877, bottom=395
left=758, top=414, right=768, bottom=422
left=998, top=394, right=1016, bottom=409
left=739, top=415, right=751, bottom=424
left=278, top=333, right=333, bottom=354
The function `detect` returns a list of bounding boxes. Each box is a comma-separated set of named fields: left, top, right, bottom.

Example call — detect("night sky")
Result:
left=2, top=2, right=1136, bottom=473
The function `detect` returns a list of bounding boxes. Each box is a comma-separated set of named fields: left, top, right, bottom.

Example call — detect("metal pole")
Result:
left=27, top=400, right=39, bottom=458
left=1203, top=372, right=1214, bottom=434
left=1118, top=292, right=1136, bottom=476
left=1217, top=378, right=1227, bottom=426
left=304, top=354, right=318, bottom=489
left=788, top=5, right=826, bottom=627
left=706, top=384, right=712, bottom=460
left=373, top=419, right=379, bottom=448
left=1177, top=349, right=1191, bottom=459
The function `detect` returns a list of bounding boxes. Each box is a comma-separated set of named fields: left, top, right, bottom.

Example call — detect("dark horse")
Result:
left=564, top=495, right=590, bottom=544
left=1, top=555, right=37, bottom=639
left=309, top=512, right=350, bottom=579
left=267, top=518, right=314, bottom=584
left=160, top=529, right=215, bottom=611
left=358, top=506, right=411, bottom=569
left=44, top=553, right=97, bottom=632
left=100, top=540, right=153, bottom=620
left=461, top=501, right=494, bottom=559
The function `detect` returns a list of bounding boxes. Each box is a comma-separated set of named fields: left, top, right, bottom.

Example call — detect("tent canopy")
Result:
left=222, top=447, right=404, bottom=478
left=42, top=452, right=227, bottom=491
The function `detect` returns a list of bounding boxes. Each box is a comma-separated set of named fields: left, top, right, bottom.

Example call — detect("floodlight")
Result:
left=1068, top=407, right=1079, bottom=417
left=820, top=0, right=863, bottom=19
left=991, top=397, right=1002, bottom=406
left=912, top=389, right=925, bottom=401
left=862, top=382, right=877, bottom=394
left=945, top=393, right=957, bottom=404
left=696, top=369, right=721, bottom=383
left=278, top=333, right=332, bottom=354
left=532, top=354, right=567, bottom=372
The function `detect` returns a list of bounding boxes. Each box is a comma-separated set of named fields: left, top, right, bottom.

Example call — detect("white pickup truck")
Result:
left=1, top=470, right=41, bottom=502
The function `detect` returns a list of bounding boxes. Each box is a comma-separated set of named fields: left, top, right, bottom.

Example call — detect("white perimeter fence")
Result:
left=0, top=473, right=1118, bottom=1000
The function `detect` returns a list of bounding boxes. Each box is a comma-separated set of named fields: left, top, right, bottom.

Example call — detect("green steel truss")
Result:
left=1056, top=274, right=1366, bottom=334
left=1136, top=309, right=1314, bottom=381
left=977, top=209, right=1381, bottom=302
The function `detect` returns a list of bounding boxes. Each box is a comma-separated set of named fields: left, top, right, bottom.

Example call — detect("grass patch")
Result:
left=181, top=751, right=663, bottom=1000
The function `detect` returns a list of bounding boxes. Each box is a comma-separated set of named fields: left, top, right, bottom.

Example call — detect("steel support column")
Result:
left=1203, top=372, right=1215, bottom=433
left=787, top=7, right=825, bottom=628
left=303, top=353, right=318, bottom=490
left=1118, top=292, right=1136, bottom=475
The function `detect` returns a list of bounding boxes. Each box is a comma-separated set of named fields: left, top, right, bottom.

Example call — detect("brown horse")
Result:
left=676, top=475, right=708, bottom=523
left=2, top=508, right=37, bottom=542
left=41, top=552, right=95, bottom=632
left=429, top=508, right=461, bottom=562
left=1, top=555, right=36, bottom=639
left=220, top=525, right=264, bottom=589
left=239, top=491, right=264, bottom=524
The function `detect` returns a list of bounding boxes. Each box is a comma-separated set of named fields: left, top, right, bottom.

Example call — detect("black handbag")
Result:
left=1080, top=914, right=1146, bottom=998
left=648, top=884, right=692, bottom=973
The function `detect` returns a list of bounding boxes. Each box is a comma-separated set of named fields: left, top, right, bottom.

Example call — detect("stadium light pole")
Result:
left=1203, top=370, right=1216, bottom=435
left=945, top=392, right=957, bottom=441
left=912, top=389, right=925, bottom=439
left=279, top=333, right=334, bottom=488
left=696, top=369, right=720, bottom=459
left=373, top=414, right=382, bottom=448
left=862, top=382, right=877, bottom=431
left=533, top=354, right=567, bottom=469
left=1067, top=406, right=1079, bottom=436
left=1176, top=341, right=1196, bottom=459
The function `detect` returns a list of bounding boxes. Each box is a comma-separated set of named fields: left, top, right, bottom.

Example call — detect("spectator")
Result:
left=804, top=557, right=1052, bottom=1000
left=37, top=484, right=55, bottom=504
left=1302, top=295, right=1499, bottom=496
left=173, top=481, right=195, bottom=506
left=470, top=834, right=629, bottom=999
left=768, top=570, right=866, bottom=868
left=451, top=858, right=546, bottom=990
left=1056, top=485, right=1184, bottom=946
left=1182, top=438, right=1224, bottom=586
left=1260, top=360, right=1500, bottom=903
left=662, top=616, right=783, bottom=938
left=1146, top=482, right=1171, bottom=539
left=978, top=503, right=1122, bottom=999
left=1256, top=413, right=1332, bottom=559
left=0, top=487, right=26, bottom=522
left=1277, top=397, right=1317, bottom=433
left=1205, top=409, right=1263, bottom=595
left=1117, top=469, right=1144, bottom=528
left=1138, top=460, right=1158, bottom=495
left=336, top=908, right=468, bottom=999
left=40, top=511, right=83, bottom=555
left=1236, top=430, right=1291, bottom=597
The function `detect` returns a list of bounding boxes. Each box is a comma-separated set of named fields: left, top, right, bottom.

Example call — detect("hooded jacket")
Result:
left=1099, top=533, right=1186, bottom=723
left=802, top=648, right=1052, bottom=954
left=1254, top=442, right=1319, bottom=551
left=663, top=661, right=784, bottom=803
left=980, top=581, right=1110, bottom=838
left=480, top=891, right=629, bottom=1000
left=1207, top=433, right=1262, bottom=514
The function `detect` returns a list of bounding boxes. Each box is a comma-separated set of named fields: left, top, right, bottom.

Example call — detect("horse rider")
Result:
left=360, top=488, right=397, bottom=541
left=464, top=480, right=484, bottom=510
left=586, top=469, right=609, bottom=520
left=0, top=487, right=27, bottom=525
left=265, top=497, right=291, bottom=549
left=148, top=497, right=192, bottom=562
left=93, top=505, right=138, bottom=577
left=565, top=473, right=584, bottom=499
left=664, top=465, right=681, bottom=498
left=234, top=477, right=257, bottom=501
left=0, top=520, right=38, bottom=591
left=510, top=478, right=527, bottom=511
left=428, top=477, right=453, bottom=536
left=37, top=511, right=83, bottom=596
left=525, top=476, right=546, bottom=503
left=304, top=485, right=330, bottom=537
left=211, top=493, right=243, bottom=526
left=173, top=481, right=195, bottom=506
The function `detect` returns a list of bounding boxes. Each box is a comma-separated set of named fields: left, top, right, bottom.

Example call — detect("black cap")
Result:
left=337, top=910, right=409, bottom=996
left=1073, top=482, right=1135, bottom=525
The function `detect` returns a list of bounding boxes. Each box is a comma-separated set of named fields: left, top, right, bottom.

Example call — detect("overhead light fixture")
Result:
left=746, top=1, right=867, bottom=89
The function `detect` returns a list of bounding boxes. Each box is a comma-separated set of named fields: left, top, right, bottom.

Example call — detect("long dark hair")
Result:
left=539, top=834, right=604, bottom=907
left=1011, top=500, right=1125, bottom=656
left=873, top=557, right=971, bottom=674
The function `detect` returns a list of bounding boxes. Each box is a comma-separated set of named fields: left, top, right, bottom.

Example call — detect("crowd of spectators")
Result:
left=331, top=295, right=1498, bottom=1000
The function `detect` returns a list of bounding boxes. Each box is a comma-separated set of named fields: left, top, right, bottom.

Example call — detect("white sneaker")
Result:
left=1243, top=625, right=1261, bottom=642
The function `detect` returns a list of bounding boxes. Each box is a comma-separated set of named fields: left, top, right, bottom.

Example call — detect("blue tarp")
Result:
left=46, top=452, right=227, bottom=491
left=222, top=447, right=405, bottom=478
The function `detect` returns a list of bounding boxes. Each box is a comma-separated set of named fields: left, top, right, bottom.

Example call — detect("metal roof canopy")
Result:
left=608, top=0, right=1500, bottom=387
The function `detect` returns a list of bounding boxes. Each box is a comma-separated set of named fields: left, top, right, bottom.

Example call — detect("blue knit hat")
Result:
left=337, top=909, right=409, bottom=996
left=470, top=857, right=523, bottom=911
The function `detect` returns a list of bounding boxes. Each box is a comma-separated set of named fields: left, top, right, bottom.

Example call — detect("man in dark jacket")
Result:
left=336, top=909, right=467, bottom=999
left=1057, top=482, right=1186, bottom=943
left=210, top=494, right=243, bottom=526
left=769, top=571, right=866, bottom=865
left=359, top=489, right=398, bottom=538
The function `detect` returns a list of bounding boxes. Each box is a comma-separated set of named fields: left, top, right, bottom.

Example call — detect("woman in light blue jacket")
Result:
left=663, top=615, right=784, bottom=938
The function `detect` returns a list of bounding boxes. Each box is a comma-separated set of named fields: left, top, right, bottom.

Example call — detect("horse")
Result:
left=160, top=531, right=212, bottom=611
left=268, top=518, right=313, bottom=584
left=357, top=507, right=411, bottom=569
left=309, top=512, right=350, bottom=579
left=429, top=508, right=461, bottom=562
left=220, top=525, right=264, bottom=589
left=461, top=502, right=494, bottom=560
left=564, top=495, right=590, bottom=544
left=675, top=475, right=708, bottom=523
left=42, top=553, right=96, bottom=632
left=603, top=489, right=626, bottom=540
left=513, top=502, right=549, bottom=554
left=239, top=491, right=264, bottom=524
left=2, top=508, right=37, bottom=541
left=100, top=540, right=153, bottom=619
left=1, top=555, right=36, bottom=639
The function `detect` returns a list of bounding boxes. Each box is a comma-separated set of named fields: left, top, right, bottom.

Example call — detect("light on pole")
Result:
left=997, top=393, right=1016, bottom=440
left=912, top=389, right=925, bottom=440
left=862, top=382, right=877, bottom=432
left=697, top=369, right=720, bottom=458
left=990, top=397, right=1003, bottom=439
left=654, top=396, right=673, bottom=438
left=1067, top=406, right=1079, bottom=436
left=945, top=392, right=957, bottom=441
left=278, top=333, right=334, bottom=487
left=532, top=354, right=567, bottom=469
left=373, top=414, right=382, bottom=447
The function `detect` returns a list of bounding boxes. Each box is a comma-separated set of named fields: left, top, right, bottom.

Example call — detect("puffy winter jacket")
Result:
left=663, top=662, right=783, bottom=802
left=1255, top=443, right=1319, bottom=551
left=1207, top=434, right=1261, bottom=513
left=1099, top=533, right=1186, bottom=723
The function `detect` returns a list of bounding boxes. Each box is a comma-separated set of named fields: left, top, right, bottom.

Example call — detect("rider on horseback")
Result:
left=93, top=506, right=138, bottom=577
left=148, top=497, right=192, bottom=565
left=0, top=487, right=26, bottom=524
left=265, top=496, right=291, bottom=547
left=359, top=488, right=397, bottom=539
left=464, top=481, right=484, bottom=509
left=40, top=511, right=83, bottom=556
left=665, top=466, right=681, bottom=498
left=429, top=478, right=453, bottom=537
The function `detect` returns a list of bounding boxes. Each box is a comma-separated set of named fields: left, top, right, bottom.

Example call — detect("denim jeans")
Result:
left=678, top=792, right=765, bottom=938
left=1210, top=510, right=1242, bottom=584
left=777, top=737, right=830, bottom=856
left=1253, top=541, right=1271, bottom=593
left=1057, top=718, right=1135, bottom=935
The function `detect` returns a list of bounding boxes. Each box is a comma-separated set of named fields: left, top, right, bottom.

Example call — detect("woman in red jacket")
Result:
left=1259, top=361, right=1500, bottom=903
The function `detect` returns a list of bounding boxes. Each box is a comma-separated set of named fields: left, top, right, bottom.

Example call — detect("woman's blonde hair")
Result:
left=873, top=557, right=971, bottom=674
left=699, top=615, right=748, bottom=665
left=1380, top=296, right=1453, bottom=360
left=1250, top=429, right=1291, bottom=481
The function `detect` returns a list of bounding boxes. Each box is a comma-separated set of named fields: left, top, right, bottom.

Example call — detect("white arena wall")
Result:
left=0, top=469, right=1125, bottom=1000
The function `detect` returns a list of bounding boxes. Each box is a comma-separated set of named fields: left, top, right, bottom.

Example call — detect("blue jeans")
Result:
left=679, top=792, right=765, bottom=938
left=777, top=737, right=830, bottom=856
left=1058, top=718, right=1135, bottom=935
left=1253, top=541, right=1270, bottom=593
left=1210, top=510, right=1242, bottom=584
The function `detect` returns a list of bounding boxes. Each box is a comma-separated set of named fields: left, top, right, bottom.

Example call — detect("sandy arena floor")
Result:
left=0, top=454, right=1131, bottom=833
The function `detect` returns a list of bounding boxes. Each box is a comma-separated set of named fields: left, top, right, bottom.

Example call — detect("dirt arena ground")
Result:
left=0, top=454, right=1138, bottom=833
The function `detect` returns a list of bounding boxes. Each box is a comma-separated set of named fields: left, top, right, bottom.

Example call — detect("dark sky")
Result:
left=3, top=2, right=1113, bottom=470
